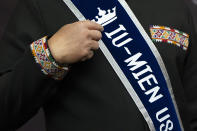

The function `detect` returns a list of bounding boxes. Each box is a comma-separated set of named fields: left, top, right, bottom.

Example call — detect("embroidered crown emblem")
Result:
left=92, top=7, right=117, bottom=26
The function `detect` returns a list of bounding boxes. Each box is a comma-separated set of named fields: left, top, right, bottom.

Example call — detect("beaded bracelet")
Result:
left=30, top=36, right=68, bottom=80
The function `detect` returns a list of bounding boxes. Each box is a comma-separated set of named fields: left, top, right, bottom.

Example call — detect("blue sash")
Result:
left=63, top=0, right=184, bottom=130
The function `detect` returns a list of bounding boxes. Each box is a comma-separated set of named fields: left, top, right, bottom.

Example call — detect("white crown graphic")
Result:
left=92, top=7, right=117, bottom=27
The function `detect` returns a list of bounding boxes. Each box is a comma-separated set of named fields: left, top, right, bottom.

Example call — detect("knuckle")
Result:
left=91, top=41, right=99, bottom=50
left=82, top=49, right=89, bottom=56
left=83, top=32, right=89, bottom=39
left=87, top=40, right=92, bottom=45
left=78, top=21, right=86, bottom=28
left=97, top=31, right=102, bottom=38
left=80, top=28, right=87, bottom=35
left=84, top=30, right=91, bottom=38
left=92, top=40, right=98, bottom=45
left=86, top=20, right=92, bottom=24
left=82, top=20, right=90, bottom=26
left=95, top=43, right=99, bottom=50
left=88, top=52, right=94, bottom=59
left=96, top=43, right=99, bottom=49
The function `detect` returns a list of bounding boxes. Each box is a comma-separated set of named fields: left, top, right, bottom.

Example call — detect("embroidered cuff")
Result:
left=30, top=36, right=68, bottom=80
left=150, top=25, right=189, bottom=50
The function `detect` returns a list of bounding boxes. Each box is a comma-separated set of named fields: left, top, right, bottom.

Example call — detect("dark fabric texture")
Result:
left=0, top=0, right=197, bottom=131
left=189, top=0, right=197, bottom=33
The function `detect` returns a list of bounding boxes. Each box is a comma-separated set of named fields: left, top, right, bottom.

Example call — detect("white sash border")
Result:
left=62, top=0, right=184, bottom=130
left=118, top=1, right=184, bottom=130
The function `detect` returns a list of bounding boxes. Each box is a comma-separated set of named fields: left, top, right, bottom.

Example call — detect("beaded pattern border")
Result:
left=150, top=25, right=189, bottom=50
left=30, top=36, right=68, bottom=80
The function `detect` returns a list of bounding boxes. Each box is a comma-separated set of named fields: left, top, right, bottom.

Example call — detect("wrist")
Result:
left=48, top=38, right=64, bottom=64
left=47, top=38, right=69, bottom=67
left=30, top=36, right=68, bottom=80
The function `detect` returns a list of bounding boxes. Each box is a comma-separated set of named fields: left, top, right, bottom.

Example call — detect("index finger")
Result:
left=85, top=20, right=104, bottom=32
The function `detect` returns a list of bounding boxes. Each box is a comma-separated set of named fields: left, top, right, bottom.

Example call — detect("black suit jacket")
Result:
left=0, top=0, right=197, bottom=130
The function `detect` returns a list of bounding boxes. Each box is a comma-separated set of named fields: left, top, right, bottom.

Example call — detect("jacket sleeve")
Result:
left=0, top=0, right=60, bottom=130
left=183, top=10, right=197, bottom=131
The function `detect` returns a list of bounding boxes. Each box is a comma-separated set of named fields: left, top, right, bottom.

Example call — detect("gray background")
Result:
left=0, top=0, right=196, bottom=131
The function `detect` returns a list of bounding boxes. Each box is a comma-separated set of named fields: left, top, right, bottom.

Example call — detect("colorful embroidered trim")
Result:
left=30, top=36, right=68, bottom=80
left=150, top=25, right=189, bottom=50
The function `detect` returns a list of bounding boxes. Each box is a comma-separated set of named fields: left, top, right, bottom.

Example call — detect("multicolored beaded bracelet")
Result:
left=30, top=36, right=68, bottom=80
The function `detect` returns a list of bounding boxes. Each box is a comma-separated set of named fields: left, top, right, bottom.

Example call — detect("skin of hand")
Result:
left=48, top=20, right=104, bottom=64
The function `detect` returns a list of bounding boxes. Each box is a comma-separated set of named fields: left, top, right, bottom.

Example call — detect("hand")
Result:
left=48, top=20, right=104, bottom=64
